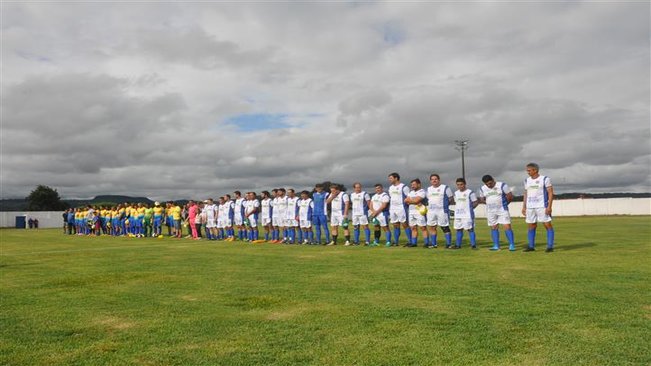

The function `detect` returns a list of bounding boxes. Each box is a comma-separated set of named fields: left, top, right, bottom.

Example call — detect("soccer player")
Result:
left=453, top=178, right=479, bottom=249
left=152, top=202, right=164, bottom=237
left=259, top=191, right=273, bottom=242
left=405, top=178, right=428, bottom=247
left=216, top=197, right=226, bottom=240
left=245, top=192, right=262, bottom=242
left=285, top=189, right=299, bottom=244
left=311, top=184, right=330, bottom=245
left=478, top=175, right=516, bottom=251
left=223, top=194, right=235, bottom=241
left=172, top=201, right=182, bottom=238
left=388, top=172, right=412, bottom=246
left=298, top=190, right=314, bottom=244
left=204, top=198, right=218, bottom=240
left=233, top=191, right=246, bottom=241
left=273, top=189, right=288, bottom=243
left=349, top=182, right=371, bottom=245
left=369, top=183, right=391, bottom=247
left=143, top=203, right=153, bottom=238
left=426, top=174, right=454, bottom=248
left=522, top=162, right=555, bottom=252
left=326, top=184, right=350, bottom=246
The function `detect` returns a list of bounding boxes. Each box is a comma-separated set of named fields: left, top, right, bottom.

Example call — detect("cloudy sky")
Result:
left=2, top=2, right=649, bottom=200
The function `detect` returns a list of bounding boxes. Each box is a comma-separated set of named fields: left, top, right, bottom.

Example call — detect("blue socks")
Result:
left=528, top=228, right=536, bottom=248
left=491, top=229, right=500, bottom=248
left=547, top=228, right=554, bottom=249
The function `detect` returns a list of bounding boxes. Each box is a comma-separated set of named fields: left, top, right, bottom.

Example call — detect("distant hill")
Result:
left=0, top=195, right=154, bottom=211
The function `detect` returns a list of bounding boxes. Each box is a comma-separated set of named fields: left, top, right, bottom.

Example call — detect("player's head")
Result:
left=482, top=175, right=496, bottom=188
left=410, top=178, right=421, bottom=190
left=388, top=172, right=400, bottom=184
left=330, top=184, right=341, bottom=193
left=234, top=191, right=241, bottom=198
left=315, top=183, right=324, bottom=192
left=287, top=189, right=295, bottom=197
left=429, top=174, right=441, bottom=187
left=353, top=182, right=362, bottom=193
left=300, top=190, right=310, bottom=199
left=225, top=194, right=231, bottom=200
left=271, top=188, right=278, bottom=196
left=526, top=162, right=540, bottom=177
left=455, top=178, right=467, bottom=190
left=261, top=190, right=270, bottom=199
left=278, top=188, right=286, bottom=196
left=374, top=183, right=383, bottom=194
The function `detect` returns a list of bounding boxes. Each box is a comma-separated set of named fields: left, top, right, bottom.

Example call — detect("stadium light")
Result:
left=454, top=139, right=469, bottom=180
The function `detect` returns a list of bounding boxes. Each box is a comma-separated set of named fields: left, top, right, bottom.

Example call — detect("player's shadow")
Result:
left=558, top=242, right=596, bottom=251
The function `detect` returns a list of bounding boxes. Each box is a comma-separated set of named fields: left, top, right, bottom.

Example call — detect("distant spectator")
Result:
left=34, top=219, right=39, bottom=229
left=28, top=218, right=34, bottom=229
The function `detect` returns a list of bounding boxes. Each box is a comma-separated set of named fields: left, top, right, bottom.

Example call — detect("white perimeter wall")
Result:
left=1, top=198, right=650, bottom=228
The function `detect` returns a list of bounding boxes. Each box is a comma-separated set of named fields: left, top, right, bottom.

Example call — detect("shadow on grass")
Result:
left=559, top=242, right=597, bottom=251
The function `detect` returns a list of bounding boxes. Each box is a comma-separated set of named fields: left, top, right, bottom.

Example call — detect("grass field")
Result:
left=1, top=216, right=650, bottom=365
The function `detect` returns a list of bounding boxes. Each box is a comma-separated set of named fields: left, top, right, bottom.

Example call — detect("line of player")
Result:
left=64, top=162, right=555, bottom=252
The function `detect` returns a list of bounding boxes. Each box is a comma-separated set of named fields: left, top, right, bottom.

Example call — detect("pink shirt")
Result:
left=188, top=205, right=197, bottom=220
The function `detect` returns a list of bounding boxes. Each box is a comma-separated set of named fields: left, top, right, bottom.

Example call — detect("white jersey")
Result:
left=260, top=198, right=272, bottom=219
left=245, top=199, right=260, bottom=216
left=388, top=183, right=409, bottom=213
left=286, top=196, right=299, bottom=219
left=454, top=189, right=478, bottom=219
left=524, top=175, right=552, bottom=209
left=272, top=197, right=288, bottom=218
left=298, top=198, right=313, bottom=221
left=330, top=192, right=349, bottom=216
left=234, top=198, right=245, bottom=219
left=407, top=189, right=426, bottom=214
left=204, top=204, right=216, bottom=222
left=370, top=192, right=390, bottom=214
left=350, top=191, right=370, bottom=216
left=479, top=182, right=511, bottom=214
left=427, top=185, right=453, bottom=213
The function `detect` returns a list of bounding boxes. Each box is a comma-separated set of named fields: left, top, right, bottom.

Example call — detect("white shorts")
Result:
left=427, top=210, right=450, bottom=227
left=371, top=214, right=388, bottom=227
left=272, top=216, right=283, bottom=227
left=285, top=218, right=298, bottom=227
left=331, top=213, right=344, bottom=226
left=300, top=219, right=312, bottom=229
left=409, top=212, right=427, bottom=227
left=247, top=216, right=257, bottom=227
left=486, top=210, right=511, bottom=226
left=217, top=219, right=224, bottom=229
left=389, top=210, right=407, bottom=224
left=234, top=216, right=243, bottom=226
left=222, top=218, right=232, bottom=227
left=261, top=217, right=272, bottom=226
left=454, top=218, right=474, bottom=230
left=352, top=215, right=368, bottom=226
left=525, top=208, right=552, bottom=223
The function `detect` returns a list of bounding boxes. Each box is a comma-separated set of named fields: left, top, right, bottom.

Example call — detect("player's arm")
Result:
left=343, top=195, right=350, bottom=217
left=545, top=180, right=554, bottom=215
left=521, top=182, right=528, bottom=215
left=326, top=193, right=336, bottom=204
left=471, top=193, right=480, bottom=209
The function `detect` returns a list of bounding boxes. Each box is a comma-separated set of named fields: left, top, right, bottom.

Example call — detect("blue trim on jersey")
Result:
left=500, top=182, right=509, bottom=210
left=543, top=176, right=549, bottom=208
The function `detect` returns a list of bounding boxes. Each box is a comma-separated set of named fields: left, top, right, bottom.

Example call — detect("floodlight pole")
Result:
left=454, top=139, right=469, bottom=180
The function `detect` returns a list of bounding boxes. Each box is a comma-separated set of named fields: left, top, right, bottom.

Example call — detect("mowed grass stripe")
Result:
left=1, top=216, right=650, bottom=365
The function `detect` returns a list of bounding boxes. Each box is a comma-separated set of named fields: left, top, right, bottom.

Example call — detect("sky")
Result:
left=2, top=1, right=649, bottom=200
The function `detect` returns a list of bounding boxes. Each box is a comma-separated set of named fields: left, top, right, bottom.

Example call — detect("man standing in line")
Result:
left=426, top=174, right=454, bottom=248
left=522, top=163, right=555, bottom=252
left=478, top=175, right=516, bottom=251
left=452, top=178, right=479, bottom=249
left=405, top=178, right=428, bottom=247
left=349, top=182, right=372, bottom=246
left=311, top=184, right=330, bottom=245
left=369, top=184, right=391, bottom=247
left=387, top=172, right=412, bottom=246
left=327, top=184, right=350, bottom=246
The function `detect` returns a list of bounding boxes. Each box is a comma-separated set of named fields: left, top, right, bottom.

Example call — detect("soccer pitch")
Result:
left=1, top=216, right=649, bottom=365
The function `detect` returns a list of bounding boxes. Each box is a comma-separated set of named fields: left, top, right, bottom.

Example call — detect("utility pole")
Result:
left=454, top=139, right=469, bottom=180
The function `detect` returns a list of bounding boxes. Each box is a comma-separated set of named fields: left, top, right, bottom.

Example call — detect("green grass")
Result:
left=1, top=216, right=650, bottom=365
